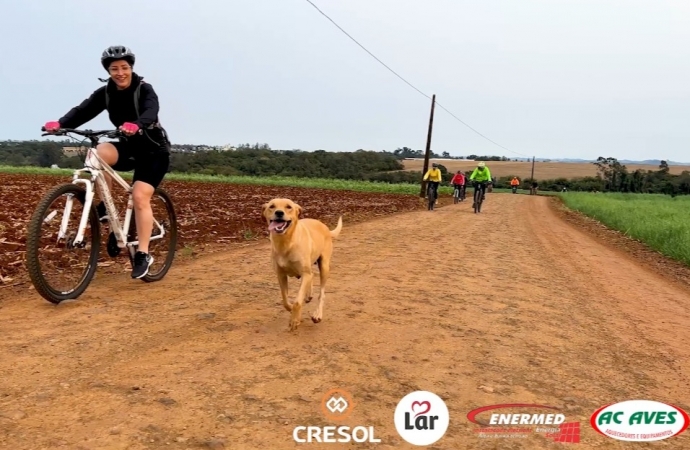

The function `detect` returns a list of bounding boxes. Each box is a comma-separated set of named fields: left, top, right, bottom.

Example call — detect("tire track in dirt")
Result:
left=1, top=194, right=689, bottom=449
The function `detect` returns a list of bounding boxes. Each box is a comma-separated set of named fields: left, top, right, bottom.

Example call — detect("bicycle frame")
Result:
left=62, top=145, right=165, bottom=254
left=473, top=182, right=489, bottom=198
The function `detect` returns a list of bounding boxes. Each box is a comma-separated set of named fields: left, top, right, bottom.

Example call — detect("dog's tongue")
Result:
left=268, top=221, right=281, bottom=231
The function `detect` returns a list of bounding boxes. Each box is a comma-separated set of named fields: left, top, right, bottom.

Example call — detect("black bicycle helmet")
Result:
left=101, top=45, right=135, bottom=70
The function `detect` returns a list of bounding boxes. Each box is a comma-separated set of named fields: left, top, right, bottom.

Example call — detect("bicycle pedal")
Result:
left=107, top=232, right=121, bottom=257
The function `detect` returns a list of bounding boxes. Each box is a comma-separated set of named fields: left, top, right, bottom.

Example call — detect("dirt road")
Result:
left=1, top=194, right=689, bottom=449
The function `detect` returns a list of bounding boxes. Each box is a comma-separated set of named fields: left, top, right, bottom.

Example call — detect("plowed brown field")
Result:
left=0, top=173, right=442, bottom=284
left=2, top=176, right=690, bottom=450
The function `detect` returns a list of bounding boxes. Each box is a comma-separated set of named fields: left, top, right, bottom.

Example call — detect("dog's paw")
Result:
left=306, top=295, right=313, bottom=304
left=288, top=318, right=301, bottom=331
left=311, top=315, right=322, bottom=324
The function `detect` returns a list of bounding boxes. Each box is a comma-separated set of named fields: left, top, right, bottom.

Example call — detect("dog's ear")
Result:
left=261, top=202, right=270, bottom=218
left=294, top=202, right=303, bottom=218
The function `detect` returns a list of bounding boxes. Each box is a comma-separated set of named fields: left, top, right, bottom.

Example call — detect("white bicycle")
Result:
left=26, top=127, right=178, bottom=304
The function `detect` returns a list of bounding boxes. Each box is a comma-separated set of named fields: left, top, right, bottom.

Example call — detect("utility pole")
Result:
left=420, top=94, right=436, bottom=198
left=530, top=156, right=535, bottom=181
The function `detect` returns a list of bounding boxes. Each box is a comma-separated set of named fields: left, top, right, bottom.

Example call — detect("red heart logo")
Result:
left=411, top=400, right=431, bottom=417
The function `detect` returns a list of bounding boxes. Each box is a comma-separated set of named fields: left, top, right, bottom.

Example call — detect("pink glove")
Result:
left=120, top=122, right=139, bottom=135
left=43, top=121, right=60, bottom=132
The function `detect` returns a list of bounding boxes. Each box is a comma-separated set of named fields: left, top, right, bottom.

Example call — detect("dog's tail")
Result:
left=330, top=216, right=343, bottom=239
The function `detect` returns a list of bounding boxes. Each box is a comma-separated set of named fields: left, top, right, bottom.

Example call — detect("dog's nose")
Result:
left=275, top=210, right=284, bottom=218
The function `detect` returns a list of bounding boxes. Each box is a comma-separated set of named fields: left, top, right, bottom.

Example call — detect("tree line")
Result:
left=392, top=146, right=514, bottom=161
left=1, top=140, right=688, bottom=195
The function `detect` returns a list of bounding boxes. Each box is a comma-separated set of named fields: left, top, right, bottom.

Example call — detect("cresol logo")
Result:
left=590, top=400, right=689, bottom=442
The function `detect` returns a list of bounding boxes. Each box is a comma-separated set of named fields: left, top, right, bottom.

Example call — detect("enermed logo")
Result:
left=394, top=390, right=450, bottom=446
left=590, top=400, right=689, bottom=442
left=293, top=388, right=381, bottom=444
left=467, top=403, right=580, bottom=443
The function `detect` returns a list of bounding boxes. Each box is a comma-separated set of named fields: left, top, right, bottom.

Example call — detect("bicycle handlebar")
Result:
left=41, top=127, right=124, bottom=140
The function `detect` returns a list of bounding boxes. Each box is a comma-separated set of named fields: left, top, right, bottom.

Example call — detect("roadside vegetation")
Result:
left=560, top=192, right=690, bottom=266
left=2, top=140, right=689, bottom=195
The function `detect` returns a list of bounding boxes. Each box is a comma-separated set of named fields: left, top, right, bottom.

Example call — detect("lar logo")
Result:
left=293, top=388, right=381, bottom=444
left=590, top=400, right=689, bottom=442
left=394, top=390, right=449, bottom=446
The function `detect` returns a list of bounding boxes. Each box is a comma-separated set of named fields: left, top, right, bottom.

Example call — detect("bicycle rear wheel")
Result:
left=127, top=187, right=178, bottom=282
left=25, top=183, right=101, bottom=304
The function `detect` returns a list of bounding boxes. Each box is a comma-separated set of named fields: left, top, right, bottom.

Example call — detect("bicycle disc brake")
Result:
left=107, top=231, right=121, bottom=257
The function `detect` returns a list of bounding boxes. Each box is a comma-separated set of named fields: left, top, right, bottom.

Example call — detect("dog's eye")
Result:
left=269, top=204, right=275, bottom=209
left=286, top=205, right=292, bottom=209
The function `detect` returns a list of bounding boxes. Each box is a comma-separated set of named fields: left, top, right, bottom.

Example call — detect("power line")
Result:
left=303, top=0, right=530, bottom=158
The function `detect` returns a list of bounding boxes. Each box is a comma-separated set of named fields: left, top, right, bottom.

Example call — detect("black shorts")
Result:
left=111, top=141, right=170, bottom=189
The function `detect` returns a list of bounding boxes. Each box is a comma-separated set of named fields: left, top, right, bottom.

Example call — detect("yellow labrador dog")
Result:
left=262, top=198, right=343, bottom=331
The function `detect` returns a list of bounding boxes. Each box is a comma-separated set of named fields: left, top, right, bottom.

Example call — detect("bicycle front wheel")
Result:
left=127, top=187, right=178, bottom=282
left=25, top=183, right=101, bottom=304
left=474, top=187, right=481, bottom=214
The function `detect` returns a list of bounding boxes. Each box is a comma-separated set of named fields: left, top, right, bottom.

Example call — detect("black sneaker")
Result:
left=131, top=251, right=154, bottom=279
left=96, top=201, right=109, bottom=223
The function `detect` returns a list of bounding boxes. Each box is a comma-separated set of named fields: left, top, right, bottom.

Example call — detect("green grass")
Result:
left=0, top=164, right=562, bottom=197
left=0, top=165, right=419, bottom=194
left=560, top=192, right=690, bottom=266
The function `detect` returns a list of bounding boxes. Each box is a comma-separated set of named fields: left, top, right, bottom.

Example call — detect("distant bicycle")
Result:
left=512, top=186, right=518, bottom=194
left=25, top=127, right=178, bottom=304
left=472, top=181, right=490, bottom=214
left=427, top=182, right=438, bottom=210
left=453, top=184, right=466, bottom=204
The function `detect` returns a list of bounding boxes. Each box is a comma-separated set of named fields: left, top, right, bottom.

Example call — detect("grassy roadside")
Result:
left=0, top=165, right=421, bottom=195
left=0, top=164, right=554, bottom=196
left=560, top=192, right=690, bottom=266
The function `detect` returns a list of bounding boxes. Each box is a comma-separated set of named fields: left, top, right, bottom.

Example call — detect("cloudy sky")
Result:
left=1, top=0, right=688, bottom=161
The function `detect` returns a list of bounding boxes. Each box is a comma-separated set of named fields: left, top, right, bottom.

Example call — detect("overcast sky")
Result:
left=1, top=0, right=689, bottom=161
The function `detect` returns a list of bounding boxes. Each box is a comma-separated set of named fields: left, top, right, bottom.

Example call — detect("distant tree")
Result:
left=593, top=157, right=628, bottom=191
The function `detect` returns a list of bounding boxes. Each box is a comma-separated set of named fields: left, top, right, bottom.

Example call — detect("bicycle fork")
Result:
left=59, top=178, right=95, bottom=246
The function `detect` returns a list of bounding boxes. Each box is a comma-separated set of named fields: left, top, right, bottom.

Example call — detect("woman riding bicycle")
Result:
left=42, top=45, right=172, bottom=279
left=450, top=170, right=466, bottom=201
left=469, top=161, right=493, bottom=208
left=423, top=163, right=443, bottom=205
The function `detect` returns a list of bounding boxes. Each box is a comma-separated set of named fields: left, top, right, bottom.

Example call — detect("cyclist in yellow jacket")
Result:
left=423, top=163, right=443, bottom=205
left=469, top=161, right=492, bottom=208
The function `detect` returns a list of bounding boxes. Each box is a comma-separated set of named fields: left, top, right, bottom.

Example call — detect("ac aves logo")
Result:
left=590, top=400, right=689, bottom=442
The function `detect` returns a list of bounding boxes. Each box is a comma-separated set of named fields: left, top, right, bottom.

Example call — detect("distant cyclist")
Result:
left=530, top=180, right=539, bottom=195
left=510, top=176, right=520, bottom=193
left=469, top=161, right=492, bottom=208
left=423, top=163, right=443, bottom=205
left=450, top=170, right=466, bottom=201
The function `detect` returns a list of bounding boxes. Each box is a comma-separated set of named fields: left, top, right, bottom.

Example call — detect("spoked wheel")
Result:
left=127, top=188, right=178, bottom=282
left=25, top=183, right=101, bottom=304
left=427, top=186, right=435, bottom=211
left=453, top=188, right=459, bottom=204
left=474, top=187, right=482, bottom=214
